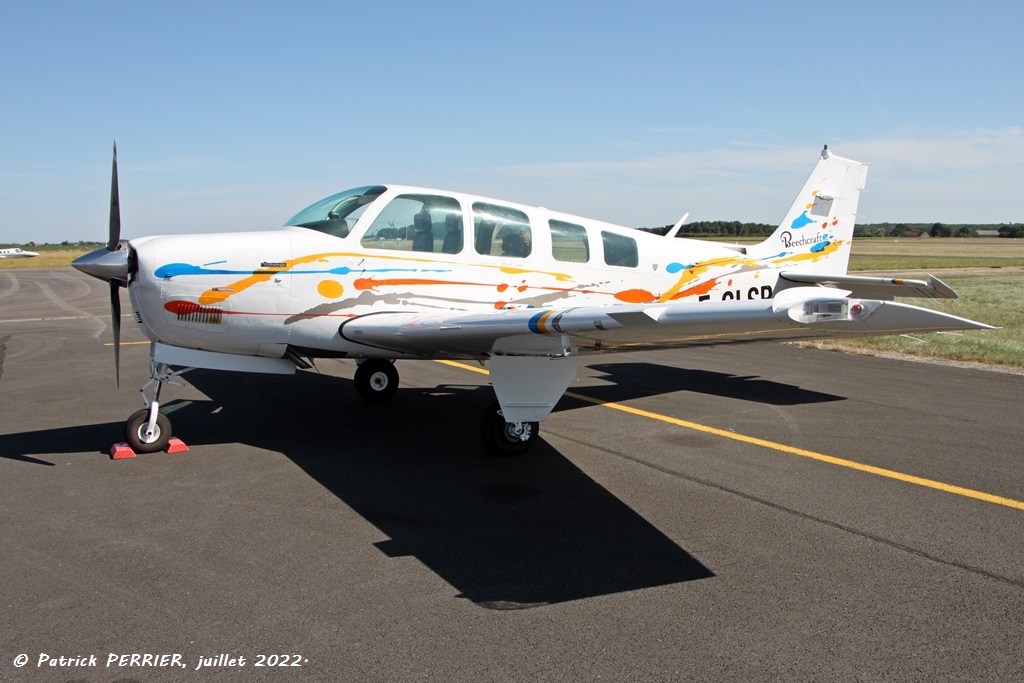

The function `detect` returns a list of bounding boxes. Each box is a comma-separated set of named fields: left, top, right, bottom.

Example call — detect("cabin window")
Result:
left=601, top=231, right=638, bottom=267
left=473, top=202, right=532, bottom=258
left=361, top=194, right=463, bottom=254
left=550, top=220, right=590, bottom=263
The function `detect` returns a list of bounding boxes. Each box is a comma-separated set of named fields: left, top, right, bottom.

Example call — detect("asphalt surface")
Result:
left=2, top=268, right=1023, bottom=682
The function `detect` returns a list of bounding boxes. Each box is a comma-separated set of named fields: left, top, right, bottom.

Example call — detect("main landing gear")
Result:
left=353, top=359, right=399, bottom=402
left=352, top=360, right=540, bottom=456
left=479, top=400, right=539, bottom=456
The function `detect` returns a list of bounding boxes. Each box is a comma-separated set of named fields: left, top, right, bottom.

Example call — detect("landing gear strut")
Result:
left=480, top=400, right=539, bottom=456
left=125, top=360, right=190, bottom=453
left=354, top=359, right=399, bottom=402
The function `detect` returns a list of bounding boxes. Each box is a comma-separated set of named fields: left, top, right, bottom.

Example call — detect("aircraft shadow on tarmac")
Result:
left=0, top=367, right=714, bottom=608
left=566, top=362, right=846, bottom=407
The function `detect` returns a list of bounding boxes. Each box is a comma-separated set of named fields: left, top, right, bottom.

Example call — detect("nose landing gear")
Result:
left=124, top=360, right=191, bottom=453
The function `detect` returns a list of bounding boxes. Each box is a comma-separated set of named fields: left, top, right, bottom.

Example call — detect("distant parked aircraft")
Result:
left=0, top=247, right=39, bottom=259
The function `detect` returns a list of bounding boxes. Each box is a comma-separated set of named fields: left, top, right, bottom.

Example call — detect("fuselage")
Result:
left=126, top=184, right=832, bottom=360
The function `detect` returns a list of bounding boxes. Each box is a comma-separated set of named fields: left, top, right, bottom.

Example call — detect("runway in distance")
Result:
left=0, top=247, right=39, bottom=259
left=73, top=145, right=992, bottom=455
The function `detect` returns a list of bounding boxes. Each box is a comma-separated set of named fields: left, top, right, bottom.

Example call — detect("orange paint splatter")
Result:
left=670, top=279, right=717, bottom=300
left=199, top=290, right=231, bottom=304
left=317, top=280, right=344, bottom=298
left=615, top=289, right=657, bottom=303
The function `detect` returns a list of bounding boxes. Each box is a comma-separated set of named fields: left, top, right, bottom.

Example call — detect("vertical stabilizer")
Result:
left=749, top=146, right=868, bottom=275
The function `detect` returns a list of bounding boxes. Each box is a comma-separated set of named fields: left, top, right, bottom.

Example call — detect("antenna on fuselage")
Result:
left=664, top=212, right=690, bottom=239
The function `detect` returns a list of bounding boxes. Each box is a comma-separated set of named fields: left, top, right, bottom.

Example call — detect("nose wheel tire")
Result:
left=124, top=408, right=172, bottom=453
left=354, top=360, right=399, bottom=402
left=480, top=400, right=539, bottom=456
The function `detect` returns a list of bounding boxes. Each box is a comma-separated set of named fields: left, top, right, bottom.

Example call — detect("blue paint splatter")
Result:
left=665, top=262, right=694, bottom=274
left=810, top=240, right=830, bottom=253
left=155, top=262, right=451, bottom=279
left=790, top=211, right=815, bottom=229
left=156, top=263, right=237, bottom=278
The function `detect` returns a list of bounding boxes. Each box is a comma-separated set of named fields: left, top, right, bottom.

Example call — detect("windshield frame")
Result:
left=284, top=185, right=387, bottom=237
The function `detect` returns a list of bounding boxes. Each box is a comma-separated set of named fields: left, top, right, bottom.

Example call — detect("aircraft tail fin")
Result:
left=748, top=146, right=868, bottom=276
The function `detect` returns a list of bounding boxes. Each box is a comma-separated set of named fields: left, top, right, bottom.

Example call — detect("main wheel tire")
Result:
left=354, top=360, right=399, bottom=402
left=480, top=400, right=539, bottom=456
left=125, top=408, right=172, bottom=454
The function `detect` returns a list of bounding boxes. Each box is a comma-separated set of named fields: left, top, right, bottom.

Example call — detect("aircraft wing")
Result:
left=779, top=272, right=958, bottom=300
left=339, top=286, right=993, bottom=359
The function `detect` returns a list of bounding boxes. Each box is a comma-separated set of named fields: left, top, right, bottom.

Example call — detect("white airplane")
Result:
left=0, top=247, right=39, bottom=259
left=73, top=145, right=992, bottom=455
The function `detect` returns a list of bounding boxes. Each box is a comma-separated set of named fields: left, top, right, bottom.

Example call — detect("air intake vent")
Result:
left=165, top=300, right=224, bottom=325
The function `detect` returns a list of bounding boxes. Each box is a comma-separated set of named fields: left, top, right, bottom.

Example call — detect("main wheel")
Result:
left=480, top=400, right=539, bottom=456
left=124, top=408, right=172, bottom=453
left=354, top=359, right=399, bottom=402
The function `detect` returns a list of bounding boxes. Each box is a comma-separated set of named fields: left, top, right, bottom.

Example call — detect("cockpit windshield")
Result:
left=284, top=185, right=387, bottom=237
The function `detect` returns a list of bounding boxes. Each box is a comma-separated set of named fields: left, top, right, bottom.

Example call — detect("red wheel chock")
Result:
left=165, top=438, right=189, bottom=453
left=109, top=438, right=189, bottom=460
left=110, top=443, right=136, bottom=459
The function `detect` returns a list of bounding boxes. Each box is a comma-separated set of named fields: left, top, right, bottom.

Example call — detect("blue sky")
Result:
left=2, top=1, right=1023, bottom=244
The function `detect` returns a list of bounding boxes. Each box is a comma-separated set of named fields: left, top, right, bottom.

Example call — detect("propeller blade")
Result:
left=107, top=142, right=120, bottom=252
left=109, top=279, right=122, bottom=388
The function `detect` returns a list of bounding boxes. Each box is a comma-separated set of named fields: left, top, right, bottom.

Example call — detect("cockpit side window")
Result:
left=473, top=202, right=532, bottom=258
left=361, top=194, right=463, bottom=254
left=285, top=185, right=386, bottom=238
left=601, top=230, right=638, bottom=267
left=550, top=219, right=590, bottom=263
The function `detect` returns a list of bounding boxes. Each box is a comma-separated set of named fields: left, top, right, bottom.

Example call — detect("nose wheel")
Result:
left=125, top=408, right=171, bottom=453
left=354, top=359, right=399, bottom=402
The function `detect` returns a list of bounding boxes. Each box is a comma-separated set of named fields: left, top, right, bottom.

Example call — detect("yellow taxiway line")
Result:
left=437, top=360, right=1024, bottom=511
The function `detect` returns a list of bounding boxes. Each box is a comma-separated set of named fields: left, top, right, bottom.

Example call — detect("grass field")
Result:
left=3, top=239, right=1021, bottom=367
left=0, top=249, right=89, bottom=268
left=811, top=272, right=1024, bottom=368
left=839, top=239, right=1023, bottom=368
left=849, top=237, right=1024, bottom=270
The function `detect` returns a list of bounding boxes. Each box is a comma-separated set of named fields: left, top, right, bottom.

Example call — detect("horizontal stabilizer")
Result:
left=779, top=272, right=959, bottom=300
